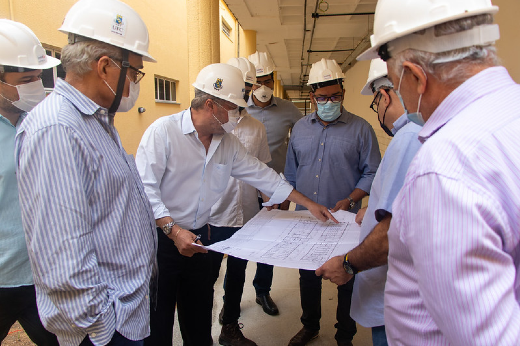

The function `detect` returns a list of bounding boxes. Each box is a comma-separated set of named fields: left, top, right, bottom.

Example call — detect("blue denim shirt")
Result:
left=285, top=108, right=381, bottom=212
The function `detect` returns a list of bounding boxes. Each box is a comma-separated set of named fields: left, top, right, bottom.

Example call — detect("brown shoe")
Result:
left=219, top=322, right=257, bottom=346
left=288, top=327, right=319, bottom=346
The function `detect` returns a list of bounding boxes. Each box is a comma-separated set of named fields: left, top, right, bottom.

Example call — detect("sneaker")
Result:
left=219, top=322, right=257, bottom=346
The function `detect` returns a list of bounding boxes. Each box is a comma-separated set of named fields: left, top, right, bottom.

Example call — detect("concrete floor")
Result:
left=173, top=260, right=373, bottom=346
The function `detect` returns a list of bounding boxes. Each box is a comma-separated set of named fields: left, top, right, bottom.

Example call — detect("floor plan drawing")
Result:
left=207, top=208, right=361, bottom=270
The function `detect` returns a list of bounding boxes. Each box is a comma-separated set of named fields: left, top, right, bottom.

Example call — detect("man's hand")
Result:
left=307, top=201, right=339, bottom=223
left=355, top=207, right=367, bottom=225
left=331, top=198, right=351, bottom=212
left=316, top=255, right=353, bottom=286
left=172, top=227, right=208, bottom=257
left=157, top=217, right=207, bottom=257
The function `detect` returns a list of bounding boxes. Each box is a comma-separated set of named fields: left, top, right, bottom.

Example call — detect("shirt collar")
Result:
left=54, top=78, right=107, bottom=117
left=392, top=113, right=409, bottom=133
left=182, top=108, right=197, bottom=135
left=0, top=112, right=26, bottom=128
left=418, top=66, right=511, bottom=143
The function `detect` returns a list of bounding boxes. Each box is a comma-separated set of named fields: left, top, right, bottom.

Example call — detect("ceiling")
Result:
left=224, top=0, right=378, bottom=100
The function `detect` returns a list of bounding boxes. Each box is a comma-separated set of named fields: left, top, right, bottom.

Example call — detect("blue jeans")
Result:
left=80, top=331, right=143, bottom=346
left=372, top=325, right=388, bottom=346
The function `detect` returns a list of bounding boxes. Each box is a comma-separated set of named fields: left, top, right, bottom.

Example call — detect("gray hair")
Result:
left=191, top=89, right=218, bottom=110
left=388, top=14, right=500, bottom=85
left=61, top=39, right=122, bottom=76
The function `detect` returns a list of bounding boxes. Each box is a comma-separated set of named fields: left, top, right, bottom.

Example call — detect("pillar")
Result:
left=187, top=0, right=220, bottom=99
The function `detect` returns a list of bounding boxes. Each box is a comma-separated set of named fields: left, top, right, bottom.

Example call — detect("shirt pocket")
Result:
left=210, top=163, right=232, bottom=193
left=291, top=135, right=315, bottom=166
left=327, top=137, right=358, bottom=168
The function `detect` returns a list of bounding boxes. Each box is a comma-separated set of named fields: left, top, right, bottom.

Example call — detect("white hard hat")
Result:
left=307, top=58, right=344, bottom=88
left=59, top=0, right=156, bottom=62
left=360, top=58, right=393, bottom=95
left=227, top=57, right=257, bottom=85
left=0, top=19, right=60, bottom=71
left=358, top=0, right=499, bottom=61
left=192, top=63, right=248, bottom=108
left=248, top=51, right=275, bottom=77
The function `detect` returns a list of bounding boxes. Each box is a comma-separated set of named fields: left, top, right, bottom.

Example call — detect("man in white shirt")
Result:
left=135, top=63, right=337, bottom=346
left=208, top=57, right=269, bottom=346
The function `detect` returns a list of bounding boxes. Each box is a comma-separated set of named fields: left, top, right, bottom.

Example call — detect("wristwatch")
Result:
left=343, top=253, right=359, bottom=275
left=347, top=196, right=356, bottom=210
left=161, top=221, right=175, bottom=236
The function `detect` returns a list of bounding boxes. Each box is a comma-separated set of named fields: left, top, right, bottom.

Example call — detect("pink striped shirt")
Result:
left=385, top=66, right=520, bottom=345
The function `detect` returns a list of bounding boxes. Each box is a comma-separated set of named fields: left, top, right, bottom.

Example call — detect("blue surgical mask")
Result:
left=317, top=101, right=341, bottom=122
left=396, top=67, right=426, bottom=127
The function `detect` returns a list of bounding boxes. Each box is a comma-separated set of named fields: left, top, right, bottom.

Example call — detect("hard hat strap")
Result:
left=108, top=49, right=129, bottom=114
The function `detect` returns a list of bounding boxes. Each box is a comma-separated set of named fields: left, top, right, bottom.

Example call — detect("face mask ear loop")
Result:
left=108, top=49, right=129, bottom=114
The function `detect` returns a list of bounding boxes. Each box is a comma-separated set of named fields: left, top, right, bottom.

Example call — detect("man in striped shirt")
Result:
left=357, top=0, right=520, bottom=344
left=15, top=1, right=158, bottom=345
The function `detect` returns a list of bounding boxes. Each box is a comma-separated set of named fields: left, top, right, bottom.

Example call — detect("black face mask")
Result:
left=379, top=104, right=394, bottom=137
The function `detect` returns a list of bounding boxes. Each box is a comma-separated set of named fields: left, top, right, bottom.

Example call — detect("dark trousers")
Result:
left=253, top=198, right=274, bottom=297
left=80, top=331, right=143, bottom=346
left=208, top=225, right=248, bottom=325
left=253, top=263, right=274, bottom=296
left=0, top=285, right=59, bottom=346
left=145, top=226, right=213, bottom=346
left=299, top=269, right=357, bottom=342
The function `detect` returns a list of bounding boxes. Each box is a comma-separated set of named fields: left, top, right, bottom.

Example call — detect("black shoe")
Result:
left=219, top=322, right=257, bottom=346
left=255, top=294, right=279, bottom=315
left=287, top=327, right=319, bottom=346
left=337, top=340, right=353, bottom=346
left=219, top=305, right=225, bottom=325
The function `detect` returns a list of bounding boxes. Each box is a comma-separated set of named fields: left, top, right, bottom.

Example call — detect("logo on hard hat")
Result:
left=214, top=78, right=224, bottom=91
left=256, top=68, right=264, bottom=74
left=323, top=73, right=332, bottom=80
left=111, top=14, right=127, bottom=37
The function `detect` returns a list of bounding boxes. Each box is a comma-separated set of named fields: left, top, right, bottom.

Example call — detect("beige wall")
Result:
left=1, top=0, right=192, bottom=155
left=219, top=0, right=237, bottom=63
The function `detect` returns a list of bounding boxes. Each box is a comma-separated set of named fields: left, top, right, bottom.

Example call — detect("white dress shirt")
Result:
left=209, top=110, right=271, bottom=227
left=135, top=108, right=293, bottom=230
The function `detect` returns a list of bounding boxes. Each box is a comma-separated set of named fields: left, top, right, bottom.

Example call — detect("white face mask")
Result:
left=104, top=76, right=140, bottom=113
left=213, top=101, right=240, bottom=133
left=0, top=79, right=46, bottom=112
left=253, top=85, right=273, bottom=103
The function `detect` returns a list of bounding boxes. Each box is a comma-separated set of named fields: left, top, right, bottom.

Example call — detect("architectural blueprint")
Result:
left=207, top=208, right=361, bottom=270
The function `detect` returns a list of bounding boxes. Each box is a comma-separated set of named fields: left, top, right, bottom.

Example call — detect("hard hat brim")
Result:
left=357, top=5, right=499, bottom=62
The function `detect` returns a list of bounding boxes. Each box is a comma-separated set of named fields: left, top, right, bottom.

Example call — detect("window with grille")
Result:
left=42, top=48, right=65, bottom=93
left=155, top=76, right=177, bottom=103
left=222, top=18, right=232, bottom=38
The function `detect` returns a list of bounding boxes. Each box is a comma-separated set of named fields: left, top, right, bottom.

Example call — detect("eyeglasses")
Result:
left=314, top=94, right=343, bottom=105
left=370, top=91, right=383, bottom=113
left=108, top=57, right=145, bottom=84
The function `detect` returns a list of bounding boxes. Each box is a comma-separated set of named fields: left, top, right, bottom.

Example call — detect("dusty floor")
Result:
left=4, top=322, right=34, bottom=346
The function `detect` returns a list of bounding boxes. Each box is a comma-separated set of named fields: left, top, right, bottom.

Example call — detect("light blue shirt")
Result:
left=15, top=79, right=157, bottom=346
left=285, top=109, right=381, bottom=212
left=247, top=96, right=302, bottom=173
left=135, top=108, right=293, bottom=230
left=350, top=113, right=422, bottom=327
left=0, top=113, right=33, bottom=287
